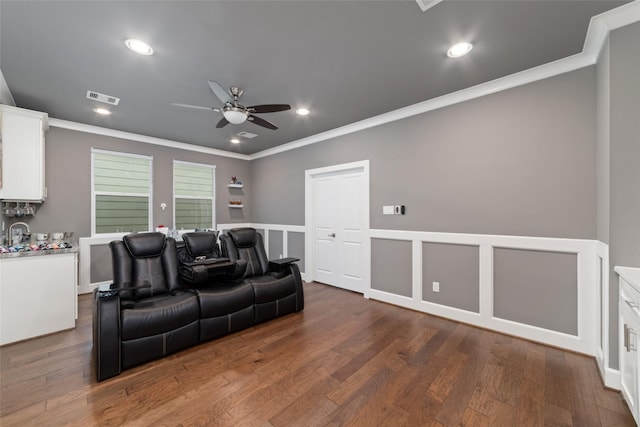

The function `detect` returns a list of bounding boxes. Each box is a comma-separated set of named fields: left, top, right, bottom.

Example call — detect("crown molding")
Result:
left=249, top=0, right=640, bottom=161
left=48, top=118, right=251, bottom=161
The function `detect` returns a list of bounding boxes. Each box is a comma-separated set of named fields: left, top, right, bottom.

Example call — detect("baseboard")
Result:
left=604, top=366, right=621, bottom=390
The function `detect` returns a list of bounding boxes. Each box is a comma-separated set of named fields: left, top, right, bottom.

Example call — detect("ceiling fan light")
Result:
left=296, top=108, right=310, bottom=116
left=223, top=108, right=249, bottom=124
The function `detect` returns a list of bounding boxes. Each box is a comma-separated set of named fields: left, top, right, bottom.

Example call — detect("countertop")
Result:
left=0, top=246, right=78, bottom=259
left=615, top=266, right=640, bottom=293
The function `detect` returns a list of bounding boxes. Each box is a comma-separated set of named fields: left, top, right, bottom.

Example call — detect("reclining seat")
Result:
left=219, top=228, right=304, bottom=323
left=94, top=232, right=200, bottom=381
left=176, top=231, right=254, bottom=342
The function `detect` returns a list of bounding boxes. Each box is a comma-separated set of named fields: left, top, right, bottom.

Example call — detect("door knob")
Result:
left=328, top=233, right=336, bottom=237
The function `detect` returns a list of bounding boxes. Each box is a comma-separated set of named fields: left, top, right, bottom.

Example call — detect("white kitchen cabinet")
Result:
left=0, top=252, right=77, bottom=345
left=617, top=266, right=640, bottom=425
left=0, top=105, right=48, bottom=201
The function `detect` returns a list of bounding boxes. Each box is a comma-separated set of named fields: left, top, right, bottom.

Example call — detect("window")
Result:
left=173, top=161, right=215, bottom=230
left=92, top=149, right=152, bottom=235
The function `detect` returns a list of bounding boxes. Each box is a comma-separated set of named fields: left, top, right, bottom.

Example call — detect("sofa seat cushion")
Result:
left=197, top=283, right=255, bottom=318
left=245, top=275, right=296, bottom=304
left=121, top=290, right=199, bottom=341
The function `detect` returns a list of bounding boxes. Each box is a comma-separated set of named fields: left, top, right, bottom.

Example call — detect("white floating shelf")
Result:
left=228, top=184, right=243, bottom=188
left=228, top=204, right=244, bottom=208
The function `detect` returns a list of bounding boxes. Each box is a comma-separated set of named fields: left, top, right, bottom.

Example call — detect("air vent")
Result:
left=236, top=131, right=258, bottom=139
left=86, top=90, right=120, bottom=105
left=415, top=0, right=442, bottom=12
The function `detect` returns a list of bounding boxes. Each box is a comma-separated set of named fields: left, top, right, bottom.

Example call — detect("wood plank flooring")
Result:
left=0, top=282, right=634, bottom=426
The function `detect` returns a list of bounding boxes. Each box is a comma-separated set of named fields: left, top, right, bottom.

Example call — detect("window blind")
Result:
left=173, top=162, right=215, bottom=230
left=93, top=150, right=151, bottom=234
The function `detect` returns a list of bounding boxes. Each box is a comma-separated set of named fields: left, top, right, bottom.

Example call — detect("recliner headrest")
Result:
left=228, top=228, right=258, bottom=248
left=182, top=231, right=218, bottom=256
left=123, top=232, right=166, bottom=258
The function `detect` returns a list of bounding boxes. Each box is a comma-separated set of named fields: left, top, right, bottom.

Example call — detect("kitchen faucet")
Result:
left=8, top=221, right=30, bottom=245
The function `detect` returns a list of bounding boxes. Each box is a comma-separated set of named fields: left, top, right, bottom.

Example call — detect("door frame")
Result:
left=305, top=160, right=370, bottom=296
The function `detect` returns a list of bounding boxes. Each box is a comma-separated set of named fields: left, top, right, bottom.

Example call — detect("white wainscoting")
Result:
left=368, top=229, right=600, bottom=359
left=77, top=225, right=616, bottom=387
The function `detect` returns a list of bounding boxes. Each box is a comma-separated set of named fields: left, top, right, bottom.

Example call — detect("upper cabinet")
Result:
left=0, top=105, right=49, bottom=202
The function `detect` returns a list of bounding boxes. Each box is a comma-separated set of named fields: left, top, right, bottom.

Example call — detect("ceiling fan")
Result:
left=171, top=81, right=291, bottom=130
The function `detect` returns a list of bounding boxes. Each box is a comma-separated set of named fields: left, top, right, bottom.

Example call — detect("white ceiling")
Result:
left=0, top=1, right=629, bottom=155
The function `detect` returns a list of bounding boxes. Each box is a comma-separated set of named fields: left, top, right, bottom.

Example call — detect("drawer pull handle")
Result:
left=625, top=323, right=637, bottom=352
left=625, top=299, right=640, bottom=310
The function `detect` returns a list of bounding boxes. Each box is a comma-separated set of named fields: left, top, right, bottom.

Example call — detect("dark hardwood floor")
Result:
left=0, top=282, right=634, bottom=426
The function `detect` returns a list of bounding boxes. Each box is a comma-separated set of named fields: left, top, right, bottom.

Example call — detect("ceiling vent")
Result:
left=236, top=131, right=258, bottom=139
left=86, top=90, right=120, bottom=105
left=415, top=0, right=442, bottom=12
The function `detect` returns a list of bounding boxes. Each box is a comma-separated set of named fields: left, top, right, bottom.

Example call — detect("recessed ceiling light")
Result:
left=447, top=42, right=473, bottom=58
left=93, top=107, right=112, bottom=115
left=230, top=138, right=240, bottom=144
left=125, top=39, right=154, bottom=56
left=295, top=108, right=310, bottom=116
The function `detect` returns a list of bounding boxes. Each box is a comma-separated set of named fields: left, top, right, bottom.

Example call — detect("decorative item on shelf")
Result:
left=230, top=176, right=238, bottom=184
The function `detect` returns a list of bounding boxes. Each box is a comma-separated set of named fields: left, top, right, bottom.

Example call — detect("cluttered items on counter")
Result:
left=0, top=231, right=74, bottom=254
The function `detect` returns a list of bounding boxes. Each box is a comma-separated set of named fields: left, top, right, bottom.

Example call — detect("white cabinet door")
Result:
left=0, top=106, right=47, bottom=201
left=620, top=278, right=640, bottom=424
left=0, top=253, right=77, bottom=345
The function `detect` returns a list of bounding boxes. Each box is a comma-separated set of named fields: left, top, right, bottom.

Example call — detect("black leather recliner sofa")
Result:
left=93, top=229, right=303, bottom=381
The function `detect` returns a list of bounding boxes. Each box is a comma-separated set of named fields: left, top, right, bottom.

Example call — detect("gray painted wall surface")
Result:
left=251, top=67, right=597, bottom=240
left=422, top=242, right=479, bottom=313
left=606, top=22, right=640, bottom=369
left=287, top=231, right=305, bottom=273
left=268, top=230, right=283, bottom=259
left=371, top=238, right=412, bottom=297
left=90, top=244, right=112, bottom=283
left=494, top=248, right=578, bottom=335
left=12, top=127, right=251, bottom=239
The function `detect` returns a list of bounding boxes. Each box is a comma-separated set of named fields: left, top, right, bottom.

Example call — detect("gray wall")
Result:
left=12, top=127, right=251, bottom=239
left=600, top=22, right=640, bottom=369
left=251, top=67, right=597, bottom=240
left=250, top=65, right=598, bottom=339
left=422, top=242, right=479, bottom=313
left=494, top=248, right=578, bottom=335
left=371, top=238, right=412, bottom=297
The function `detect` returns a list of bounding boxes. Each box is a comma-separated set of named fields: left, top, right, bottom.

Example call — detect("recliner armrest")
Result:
left=269, top=257, right=299, bottom=267
left=268, top=257, right=300, bottom=274
left=93, top=288, right=122, bottom=381
left=101, top=282, right=152, bottom=297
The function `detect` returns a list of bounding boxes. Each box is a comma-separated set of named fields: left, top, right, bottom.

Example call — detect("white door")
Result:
left=307, top=161, right=369, bottom=293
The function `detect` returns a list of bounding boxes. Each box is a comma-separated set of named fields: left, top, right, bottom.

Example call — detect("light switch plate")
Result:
left=383, top=205, right=395, bottom=215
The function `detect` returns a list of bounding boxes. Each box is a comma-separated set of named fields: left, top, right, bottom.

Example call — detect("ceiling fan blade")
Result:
left=170, top=102, right=219, bottom=111
left=208, top=80, right=233, bottom=104
left=248, top=114, right=278, bottom=130
left=247, top=104, right=291, bottom=114
left=216, top=117, right=230, bottom=128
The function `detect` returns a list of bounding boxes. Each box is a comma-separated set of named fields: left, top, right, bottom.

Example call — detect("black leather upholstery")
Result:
left=220, top=228, right=304, bottom=323
left=181, top=231, right=220, bottom=259
left=222, top=228, right=269, bottom=277
left=177, top=231, right=247, bottom=286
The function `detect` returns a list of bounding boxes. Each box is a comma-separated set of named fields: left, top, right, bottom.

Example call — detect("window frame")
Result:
left=91, top=148, right=153, bottom=237
left=172, top=160, right=216, bottom=232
